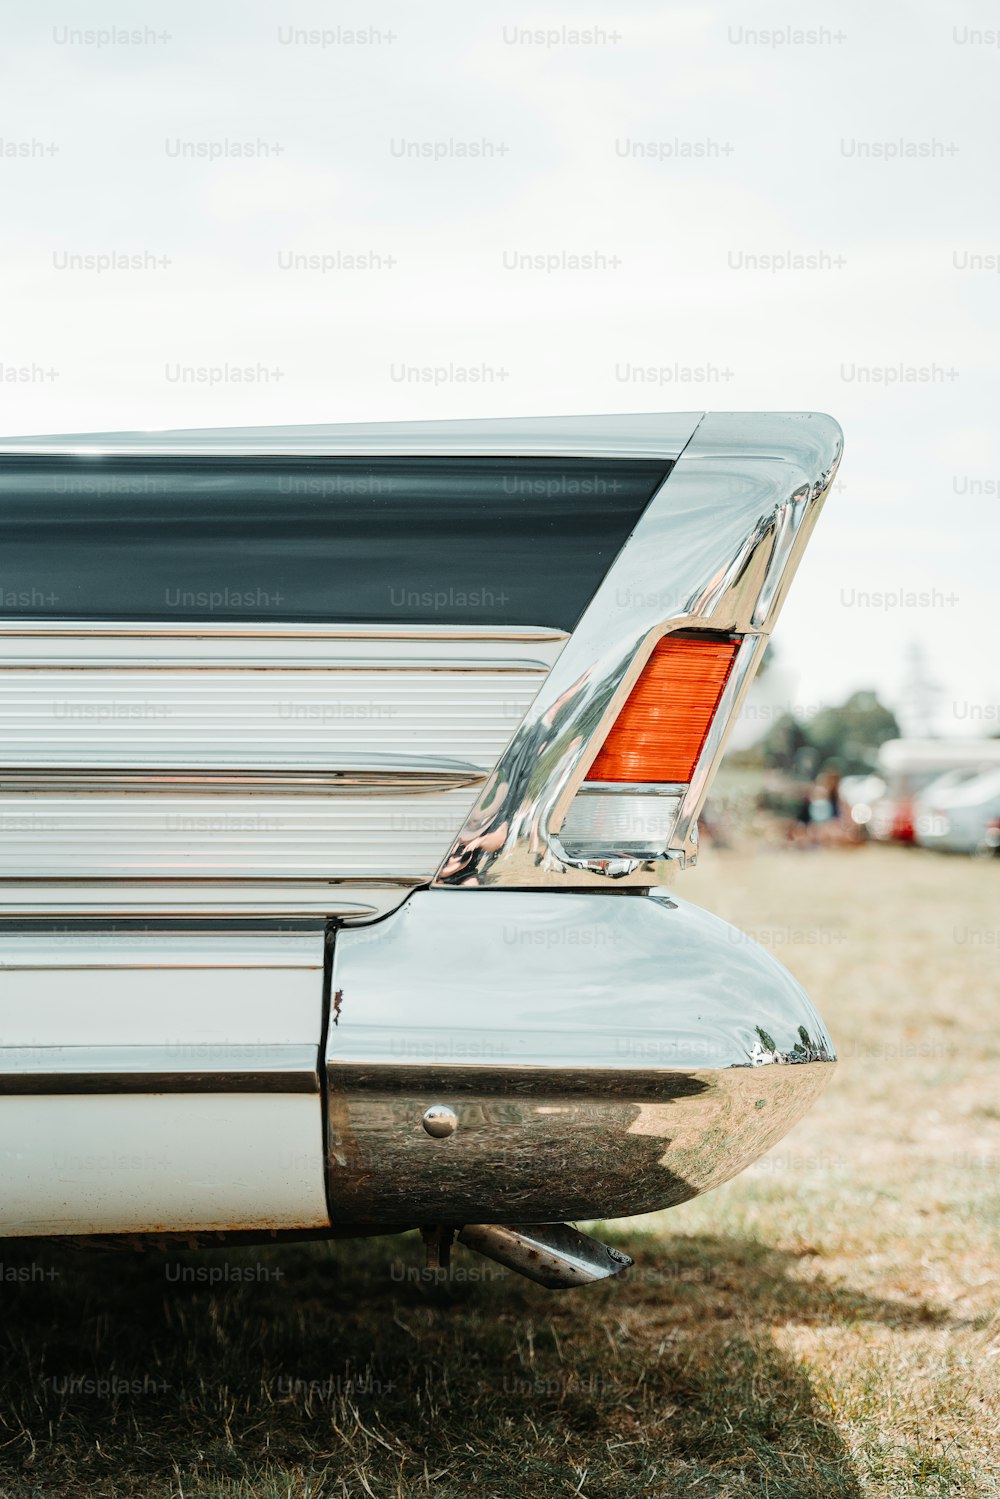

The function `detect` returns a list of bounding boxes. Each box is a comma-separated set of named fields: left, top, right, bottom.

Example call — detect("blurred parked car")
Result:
left=869, top=739, right=1000, bottom=843
left=914, top=765, right=1000, bottom=855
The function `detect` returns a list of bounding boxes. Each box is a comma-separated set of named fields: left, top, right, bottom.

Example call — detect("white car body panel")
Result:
left=0, top=928, right=323, bottom=1047
left=0, top=1093, right=328, bottom=1235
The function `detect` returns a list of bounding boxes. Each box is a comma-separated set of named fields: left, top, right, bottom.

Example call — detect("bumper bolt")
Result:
left=422, top=1105, right=458, bottom=1138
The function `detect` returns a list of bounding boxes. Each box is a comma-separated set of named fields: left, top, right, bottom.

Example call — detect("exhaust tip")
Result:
left=458, top=1222, right=633, bottom=1290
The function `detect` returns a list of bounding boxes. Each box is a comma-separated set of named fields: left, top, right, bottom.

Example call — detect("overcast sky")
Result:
left=2, top=0, right=997, bottom=738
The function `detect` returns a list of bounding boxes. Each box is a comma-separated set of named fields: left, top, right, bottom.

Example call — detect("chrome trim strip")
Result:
left=0, top=956, right=318, bottom=970
left=0, top=880, right=418, bottom=921
left=0, top=770, right=487, bottom=796
left=434, top=412, right=842, bottom=890
left=0, top=1043, right=319, bottom=1094
left=0, top=917, right=324, bottom=932
left=576, top=781, right=689, bottom=797
left=0, top=412, right=704, bottom=459
left=0, top=621, right=567, bottom=645
left=0, top=962, right=313, bottom=972
left=0, top=662, right=555, bottom=673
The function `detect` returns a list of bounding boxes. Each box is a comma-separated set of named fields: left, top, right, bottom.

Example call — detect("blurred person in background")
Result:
left=809, top=766, right=851, bottom=845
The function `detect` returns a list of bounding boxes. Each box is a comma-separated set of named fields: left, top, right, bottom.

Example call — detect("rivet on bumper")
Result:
left=422, top=1105, right=458, bottom=1138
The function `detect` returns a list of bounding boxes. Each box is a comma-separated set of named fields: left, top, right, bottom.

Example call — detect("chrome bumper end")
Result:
left=325, top=889, right=836, bottom=1229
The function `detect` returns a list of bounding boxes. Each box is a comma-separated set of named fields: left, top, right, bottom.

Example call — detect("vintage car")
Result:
left=870, top=739, right=1000, bottom=845
left=914, top=764, right=1000, bottom=856
left=0, top=410, right=841, bottom=1288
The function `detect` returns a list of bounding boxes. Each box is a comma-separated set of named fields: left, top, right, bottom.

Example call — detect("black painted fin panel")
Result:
left=0, top=457, right=670, bottom=631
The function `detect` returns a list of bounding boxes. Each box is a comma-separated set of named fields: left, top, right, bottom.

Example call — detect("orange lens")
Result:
left=585, top=634, right=740, bottom=785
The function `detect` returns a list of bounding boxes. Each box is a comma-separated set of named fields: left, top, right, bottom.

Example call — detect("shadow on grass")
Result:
left=0, top=1229, right=959, bottom=1498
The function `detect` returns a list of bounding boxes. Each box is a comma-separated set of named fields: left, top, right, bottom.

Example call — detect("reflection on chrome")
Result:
left=324, top=888, right=837, bottom=1227
left=458, top=1223, right=634, bottom=1289
left=434, top=413, right=842, bottom=889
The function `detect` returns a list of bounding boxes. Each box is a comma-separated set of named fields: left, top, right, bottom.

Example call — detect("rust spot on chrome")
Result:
left=332, top=988, right=344, bottom=1026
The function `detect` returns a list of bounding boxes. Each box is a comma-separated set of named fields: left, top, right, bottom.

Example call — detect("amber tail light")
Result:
left=585, top=633, right=740, bottom=786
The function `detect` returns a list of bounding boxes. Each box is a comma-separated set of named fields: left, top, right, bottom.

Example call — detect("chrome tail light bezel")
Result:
left=434, top=412, right=842, bottom=888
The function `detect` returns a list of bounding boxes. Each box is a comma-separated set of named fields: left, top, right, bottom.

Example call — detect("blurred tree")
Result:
left=732, top=689, right=900, bottom=777
left=759, top=713, right=812, bottom=772
left=804, top=690, right=900, bottom=775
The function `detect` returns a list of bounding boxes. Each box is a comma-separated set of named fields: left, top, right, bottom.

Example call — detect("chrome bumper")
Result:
left=325, top=889, right=836, bottom=1227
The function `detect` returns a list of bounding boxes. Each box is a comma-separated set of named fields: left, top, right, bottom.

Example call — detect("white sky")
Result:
left=1, top=0, right=998, bottom=737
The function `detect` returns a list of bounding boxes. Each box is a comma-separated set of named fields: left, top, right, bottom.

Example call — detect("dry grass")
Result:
left=0, top=844, right=997, bottom=1497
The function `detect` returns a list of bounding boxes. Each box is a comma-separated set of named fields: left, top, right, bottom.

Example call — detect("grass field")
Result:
left=0, top=844, right=997, bottom=1497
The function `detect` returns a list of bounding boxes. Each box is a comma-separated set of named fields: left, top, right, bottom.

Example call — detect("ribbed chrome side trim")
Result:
left=0, top=625, right=562, bottom=890
left=0, top=1043, right=319, bottom=1094
left=0, top=790, right=478, bottom=880
left=0, top=668, right=547, bottom=774
left=0, top=623, right=563, bottom=899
